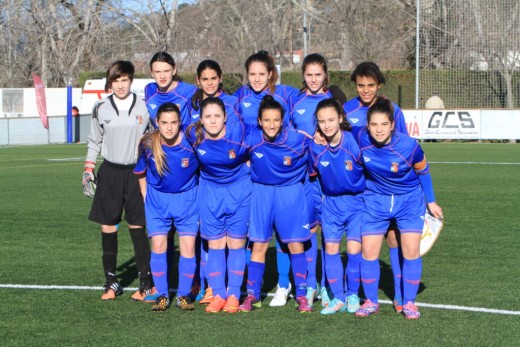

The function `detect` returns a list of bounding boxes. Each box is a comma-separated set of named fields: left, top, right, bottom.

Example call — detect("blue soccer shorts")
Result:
left=198, top=177, right=252, bottom=241
left=362, top=188, right=426, bottom=237
left=248, top=182, right=312, bottom=244
left=321, top=193, right=364, bottom=244
left=145, top=186, right=199, bottom=238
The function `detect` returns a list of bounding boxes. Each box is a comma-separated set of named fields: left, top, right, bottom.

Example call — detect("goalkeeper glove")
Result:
left=82, top=161, right=97, bottom=198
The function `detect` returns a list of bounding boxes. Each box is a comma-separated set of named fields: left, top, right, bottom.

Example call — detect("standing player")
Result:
left=134, top=103, right=199, bottom=311
left=186, top=97, right=251, bottom=314
left=352, top=98, right=443, bottom=319
left=234, top=51, right=298, bottom=307
left=145, top=51, right=197, bottom=128
left=82, top=60, right=153, bottom=301
left=238, top=95, right=313, bottom=313
left=343, top=61, right=408, bottom=311
left=309, top=99, right=365, bottom=314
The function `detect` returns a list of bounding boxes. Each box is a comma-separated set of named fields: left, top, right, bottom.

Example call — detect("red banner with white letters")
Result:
left=32, top=73, right=49, bottom=129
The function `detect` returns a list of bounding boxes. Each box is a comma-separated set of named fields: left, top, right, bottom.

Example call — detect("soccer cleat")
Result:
left=320, top=298, right=347, bottom=315
left=131, top=284, right=155, bottom=302
left=205, top=295, right=226, bottom=313
left=223, top=295, right=240, bottom=314
left=355, top=299, right=380, bottom=317
left=402, top=301, right=421, bottom=320
left=269, top=283, right=292, bottom=307
left=195, top=288, right=205, bottom=302
left=143, top=289, right=160, bottom=303
left=295, top=296, right=313, bottom=313
left=393, top=298, right=404, bottom=313
left=346, top=294, right=361, bottom=313
left=306, top=284, right=319, bottom=306
left=238, top=294, right=262, bottom=312
left=319, top=286, right=332, bottom=308
left=175, top=295, right=195, bottom=311
left=199, top=287, right=214, bottom=305
left=152, top=295, right=170, bottom=311
left=101, top=282, right=123, bottom=300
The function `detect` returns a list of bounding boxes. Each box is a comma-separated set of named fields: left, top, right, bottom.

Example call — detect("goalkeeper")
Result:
left=82, top=60, right=154, bottom=301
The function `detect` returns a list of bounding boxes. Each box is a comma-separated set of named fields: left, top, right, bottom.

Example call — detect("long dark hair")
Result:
left=245, top=50, right=278, bottom=95
left=314, top=98, right=351, bottom=139
left=186, top=97, right=226, bottom=148
left=149, top=51, right=183, bottom=82
left=258, top=95, right=284, bottom=123
left=301, top=53, right=329, bottom=92
left=191, top=60, right=224, bottom=111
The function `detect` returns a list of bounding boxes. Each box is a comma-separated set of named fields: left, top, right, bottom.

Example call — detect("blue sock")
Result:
left=177, top=256, right=196, bottom=296
left=290, top=253, right=307, bottom=297
left=346, top=252, right=361, bottom=296
left=275, top=238, right=291, bottom=288
left=246, top=261, right=265, bottom=300
left=402, top=257, right=422, bottom=303
left=150, top=251, right=168, bottom=297
left=389, top=247, right=403, bottom=301
left=245, top=240, right=252, bottom=265
left=325, top=252, right=345, bottom=301
left=207, top=249, right=227, bottom=299
left=227, top=248, right=246, bottom=298
left=305, top=233, right=318, bottom=289
left=360, top=258, right=380, bottom=304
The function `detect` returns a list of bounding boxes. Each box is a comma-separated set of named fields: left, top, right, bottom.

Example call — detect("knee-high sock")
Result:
left=246, top=261, right=265, bottom=300
left=150, top=251, right=168, bottom=297
left=129, top=227, right=152, bottom=287
left=360, top=258, right=380, bottom=304
left=305, top=233, right=318, bottom=289
left=227, top=248, right=246, bottom=298
left=178, top=256, right=196, bottom=296
left=346, top=252, right=361, bottom=295
left=324, top=252, right=345, bottom=301
left=290, top=253, right=308, bottom=297
left=389, top=247, right=403, bottom=301
left=402, top=257, right=422, bottom=303
left=206, top=249, right=227, bottom=299
left=102, top=232, right=118, bottom=283
left=275, top=237, right=291, bottom=288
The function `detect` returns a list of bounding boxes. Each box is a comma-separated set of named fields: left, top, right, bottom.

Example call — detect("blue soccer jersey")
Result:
left=145, top=81, right=197, bottom=128
left=309, top=130, right=366, bottom=196
left=343, top=97, right=408, bottom=134
left=134, top=133, right=199, bottom=193
left=351, top=126, right=430, bottom=195
left=247, top=127, right=311, bottom=186
left=233, top=84, right=298, bottom=127
left=189, top=91, right=241, bottom=124
left=187, top=120, right=251, bottom=184
left=289, top=90, right=332, bottom=135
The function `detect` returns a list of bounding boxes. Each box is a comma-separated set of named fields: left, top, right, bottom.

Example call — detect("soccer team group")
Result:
left=82, top=50, right=443, bottom=320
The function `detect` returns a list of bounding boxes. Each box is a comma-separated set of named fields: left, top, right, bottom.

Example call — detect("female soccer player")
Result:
left=234, top=51, right=298, bottom=307
left=343, top=61, right=408, bottom=311
left=134, top=102, right=199, bottom=311
left=190, top=59, right=241, bottom=124
left=238, top=95, right=313, bottom=313
left=82, top=60, right=153, bottom=301
left=309, top=98, right=365, bottom=314
left=352, top=98, right=443, bottom=319
left=186, top=97, right=251, bottom=314
left=145, top=51, right=197, bottom=128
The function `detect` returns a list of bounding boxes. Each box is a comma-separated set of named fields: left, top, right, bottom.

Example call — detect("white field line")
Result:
left=1, top=284, right=518, bottom=316
left=47, top=157, right=84, bottom=161
left=430, top=161, right=520, bottom=165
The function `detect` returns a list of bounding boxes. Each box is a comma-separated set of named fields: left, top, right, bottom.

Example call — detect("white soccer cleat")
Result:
left=269, top=283, right=292, bottom=307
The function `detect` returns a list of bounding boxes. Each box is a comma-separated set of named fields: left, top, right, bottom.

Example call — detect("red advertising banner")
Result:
left=32, top=73, right=49, bottom=129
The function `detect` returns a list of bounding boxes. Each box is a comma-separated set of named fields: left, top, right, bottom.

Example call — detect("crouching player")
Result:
left=238, top=95, right=313, bottom=313
left=352, top=98, right=443, bottom=319
left=134, top=102, right=200, bottom=311
left=309, top=99, right=365, bottom=314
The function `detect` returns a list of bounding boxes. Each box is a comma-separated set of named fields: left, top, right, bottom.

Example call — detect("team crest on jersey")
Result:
left=197, top=149, right=206, bottom=155
left=243, top=102, right=252, bottom=108
left=182, top=158, right=189, bottom=168
left=297, top=109, right=306, bottom=115
left=391, top=162, right=399, bottom=172
left=283, top=156, right=292, bottom=166
left=254, top=152, right=264, bottom=158
left=320, top=161, right=330, bottom=167
left=136, top=115, right=143, bottom=124
left=345, top=160, right=353, bottom=171
left=228, top=149, right=236, bottom=159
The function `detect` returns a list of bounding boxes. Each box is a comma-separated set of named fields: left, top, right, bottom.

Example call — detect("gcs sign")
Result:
left=428, top=111, right=475, bottom=129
